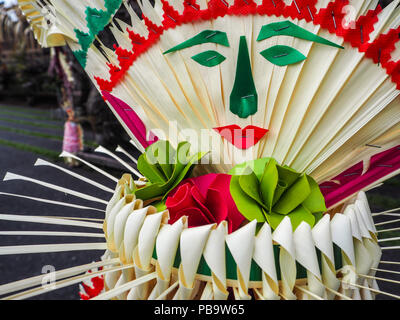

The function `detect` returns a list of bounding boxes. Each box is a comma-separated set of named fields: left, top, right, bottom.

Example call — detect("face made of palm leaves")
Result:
left=164, top=20, right=343, bottom=149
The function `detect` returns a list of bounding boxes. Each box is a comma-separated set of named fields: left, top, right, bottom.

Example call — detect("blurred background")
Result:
left=0, top=0, right=399, bottom=299
left=0, top=0, right=135, bottom=155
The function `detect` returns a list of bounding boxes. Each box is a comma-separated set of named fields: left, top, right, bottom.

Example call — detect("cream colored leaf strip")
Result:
left=129, top=139, right=145, bottom=154
left=294, top=285, right=324, bottom=300
left=370, top=268, right=400, bottom=276
left=323, top=285, right=352, bottom=300
left=42, top=216, right=104, bottom=222
left=0, top=214, right=103, bottom=229
left=4, top=264, right=132, bottom=300
left=0, top=242, right=107, bottom=255
left=378, top=236, right=400, bottom=243
left=95, top=146, right=143, bottom=179
left=374, top=213, right=400, bottom=217
left=0, top=192, right=105, bottom=212
left=155, top=281, right=179, bottom=300
left=60, top=151, right=119, bottom=183
left=34, top=158, right=114, bottom=193
left=377, top=227, right=400, bottom=233
left=381, top=246, right=400, bottom=250
left=3, top=172, right=108, bottom=204
left=0, top=258, right=120, bottom=295
left=340, top=280, right=400, bottom=300
left=359, top=273, right=400, bottom=285
left=0, top=231, right=104, bottom=238
left=115, top=145, right=138, bottom=164
left=375, top=219, right=400, bottom=226
left=91, top=272, right=157, bottom=300
left=372, top=207, right=400, bottom=216
left=379, top=261, right=400, bottom=265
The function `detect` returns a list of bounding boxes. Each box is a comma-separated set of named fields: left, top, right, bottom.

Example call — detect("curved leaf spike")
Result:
left=320, top=145, right=400, bottom=209
left=102, top=91, right=158, bottom=148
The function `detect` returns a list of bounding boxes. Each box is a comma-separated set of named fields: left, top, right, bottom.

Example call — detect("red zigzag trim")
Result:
left=95, top=0, right=400, bottom=93
left=78, top=269, right=105, bottom=300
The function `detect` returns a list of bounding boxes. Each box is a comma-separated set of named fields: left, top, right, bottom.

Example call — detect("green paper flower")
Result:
left=229, top=158, right=326, bottom=230
left=135, top=140, right=208, bottom=202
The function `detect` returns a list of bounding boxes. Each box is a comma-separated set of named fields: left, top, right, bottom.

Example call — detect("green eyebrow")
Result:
left=163, top=30, right=230, bottom=54
left=257, top=21, right=344, bottom=49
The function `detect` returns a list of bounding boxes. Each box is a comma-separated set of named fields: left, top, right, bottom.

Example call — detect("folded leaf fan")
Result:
left=22, top=0, right=400, bottom=187
left=1, top=0, right=398, bottom=301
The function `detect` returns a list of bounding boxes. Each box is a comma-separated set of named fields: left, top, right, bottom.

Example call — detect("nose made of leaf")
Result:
left=229, top=36, right=258, bottom=119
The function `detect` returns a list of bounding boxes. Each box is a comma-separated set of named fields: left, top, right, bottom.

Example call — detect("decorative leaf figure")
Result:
left=229, top=176, right=266, bottom=222
left=260, top=158, right=278, bottom=210
left=238, top=169, right=266, bottom=209
left=320, top=144, right=400, bottom=209
left=266, top=206, right=315, bottom=230
left=229, top=158, right=326, bottom=230
left=163, top=30, right=230, bottom=54
left=135, top=140, right=208, bottom=202
left=260, top=45, right=306, bottom=66
left=191, top=50, right=226, bottom=67
left=137, top=152, right=167, bottom=184
left=272, top=165, right=300, bottom=206
left=273, top=174, right=310, bottom=214
left=257, top=20, right=344, bottom=49
left=302, top=176, right=327, bottom=213
left=264, top=211, right=285, bottom=230
left=287, top=206, right=315, bottom=230
left=228, top=158, right=271, bottom=178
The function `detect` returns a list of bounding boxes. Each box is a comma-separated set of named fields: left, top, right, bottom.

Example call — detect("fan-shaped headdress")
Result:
left=1, top=0, right=399, bottom=300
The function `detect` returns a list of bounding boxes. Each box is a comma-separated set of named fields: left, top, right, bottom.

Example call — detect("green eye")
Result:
left=191, top=50, right=226, bottom=67
left=260, top=45, right=306, bottom=66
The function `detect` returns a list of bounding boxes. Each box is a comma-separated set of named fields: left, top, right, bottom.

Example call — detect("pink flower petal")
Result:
left=185, top=173, right=218, bottom=197
left=165, top=173, right=246, bottom=233
left=209, top=174, right=245, bottom=232
left=165, top=183, right=197, bottom=221
left=178, top=207, right=213, bottom=227
left=205, top=188, right=228, bottom=223
left=190, top=185, right=216, bottom=223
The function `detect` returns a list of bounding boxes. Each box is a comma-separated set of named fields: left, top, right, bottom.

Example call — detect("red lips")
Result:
left=213, top=125, right=268, bottom=149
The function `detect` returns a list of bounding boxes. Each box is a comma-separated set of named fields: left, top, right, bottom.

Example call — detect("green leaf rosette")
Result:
left=229, top=158, right=326, bottom=230
left=135, top=140, right=208, bottom=202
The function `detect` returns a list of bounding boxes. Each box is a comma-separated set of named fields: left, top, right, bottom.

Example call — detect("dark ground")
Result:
left=0, top=102, right=122, bottom=299
left=0, top=103, right=399, bottom=300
